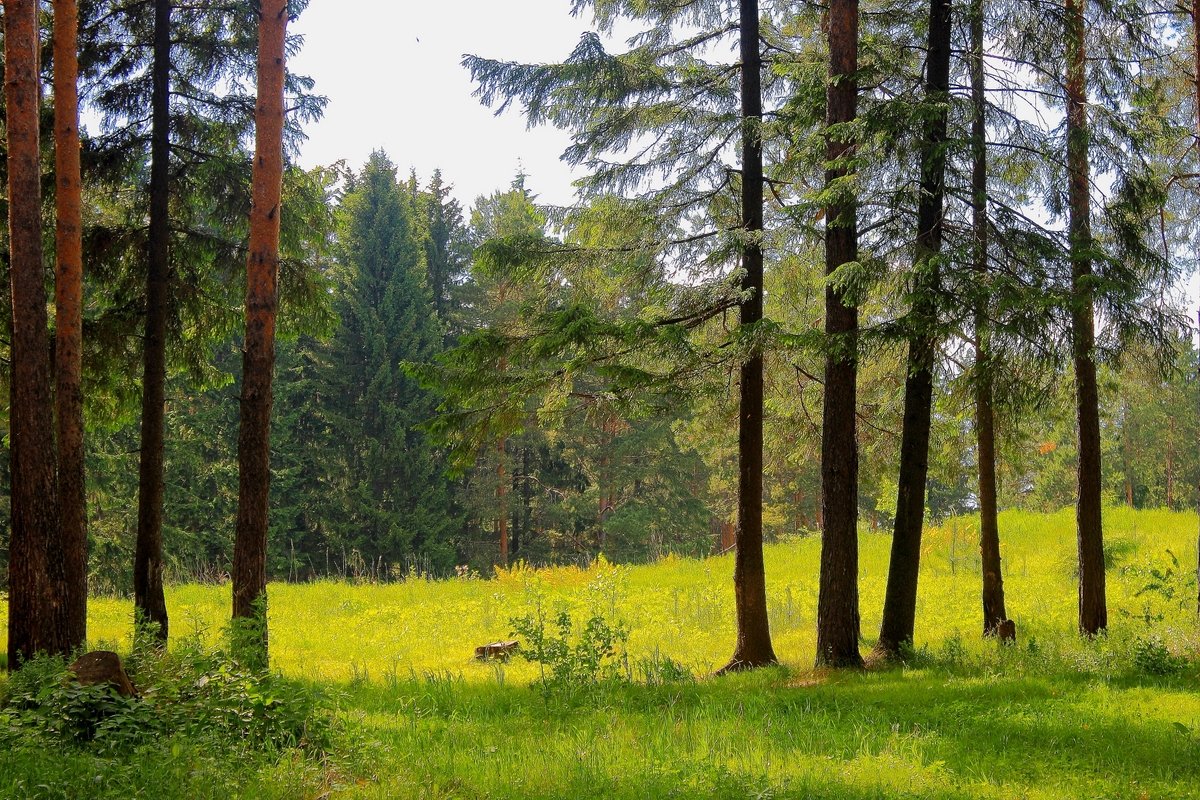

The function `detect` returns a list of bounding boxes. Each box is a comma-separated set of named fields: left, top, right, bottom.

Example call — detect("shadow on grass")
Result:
left=317, top=666, right=1200, bottom=799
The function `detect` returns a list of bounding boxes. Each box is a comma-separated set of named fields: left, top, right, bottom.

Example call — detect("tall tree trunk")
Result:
left=6, top=0, right=68, bottom=668
left=720, top=0, right=777, bottom=673
left=875, top=0, right=953, bottom=660
left=970, top=0, right=1010, bottom=640
left=816, top=0, right=864, bottom=669
left=1066, top=0, right=1107, bottom=636
left=134, top=0, right=171, bottom=644
left=54, top=0, right=89, bottom=653
left=232, top=0, right=289, bottom=668
left=1195, top=4, right=1200, bottom=618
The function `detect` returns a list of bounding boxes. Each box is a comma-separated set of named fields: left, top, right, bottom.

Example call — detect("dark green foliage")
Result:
left=0, top=643, right=331, bottom=757
left=314, top=152, right=458, bottom=572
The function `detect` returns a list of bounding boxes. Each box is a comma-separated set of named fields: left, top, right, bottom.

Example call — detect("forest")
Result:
left=1, top=0, right=1199, bottom=798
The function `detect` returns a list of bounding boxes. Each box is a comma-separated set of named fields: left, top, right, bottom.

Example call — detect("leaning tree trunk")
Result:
left=55, top=0, right=89, bottom=653
left=7, top=0, right=68, bottom=667
left=1066, top=0, right=1107, bottom=636
left=970, top=0, right=1010, bottom=640
left=133, top=0, right=172, bottom=644
left=232, top=0, right=289, bottom=669
left=875, top=0, right=953, bottom=660
left=719, top=0, right=778, bottom=673
left=816, top=0, right=864, bottom=670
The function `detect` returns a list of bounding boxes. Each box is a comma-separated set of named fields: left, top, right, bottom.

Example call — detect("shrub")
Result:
left=1131, top=636, right=1188, bottom=678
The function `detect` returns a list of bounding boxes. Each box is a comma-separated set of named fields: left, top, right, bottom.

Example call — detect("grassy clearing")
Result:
left=2, top=507, right=1199, bottom=798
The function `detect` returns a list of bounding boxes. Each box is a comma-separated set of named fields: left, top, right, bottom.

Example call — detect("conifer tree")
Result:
left=233, top=0, right=289, bottom=667
left=1064, top=0, right=1107, bottom=636
left=875, top=0, right=954, bottom=659
left=970, top=0, right=1010, bottom=640
left=816, top=0, right=864, bottom=669
left=54, top=0, right=89, bottom=651
left=6, top=0, right=68, bottom=667
left=318, top=152, right=456, bottom=571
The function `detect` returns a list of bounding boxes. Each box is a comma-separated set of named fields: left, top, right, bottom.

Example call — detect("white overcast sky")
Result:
left=289, top=0, right=604, bottom=210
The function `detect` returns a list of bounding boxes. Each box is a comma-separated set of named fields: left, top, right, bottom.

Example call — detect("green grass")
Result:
left=2, top=507, right=1199, bottom=798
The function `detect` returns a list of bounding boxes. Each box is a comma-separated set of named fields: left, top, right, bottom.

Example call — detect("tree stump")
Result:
left=474, top=640, right=519, bottom=661
left=68, top=651, right=136, bottom=697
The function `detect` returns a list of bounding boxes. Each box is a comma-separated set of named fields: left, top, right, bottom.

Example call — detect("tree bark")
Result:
left=54, top=0, right=89, bottom=653
left=970, top=0, right=1010, bottom=640
left=720, top=0, right=778, bottom=673
left=1065, top=0, right=1107, bottom=636
left=498, top=441, right=509, bottom=564
left=816, top=0, right=864, bottom=670
left=232, top=0, right=289, bottom=667
left=7, top=0, right=68, bottom=668
left=875, top=0, right=953, bottom=659
left=133, top=0, right=172, bottom=644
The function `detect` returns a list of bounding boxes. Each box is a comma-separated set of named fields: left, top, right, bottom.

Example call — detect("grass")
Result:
left=2, top=507, right=1199, bottom=798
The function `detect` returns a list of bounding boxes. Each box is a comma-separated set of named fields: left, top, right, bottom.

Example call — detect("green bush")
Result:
left=0, top=638, right=333, bottom=757
left=1131, top=636, right=1189, bottom=678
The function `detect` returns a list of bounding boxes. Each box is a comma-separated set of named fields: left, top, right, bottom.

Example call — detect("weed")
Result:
left=1131, top=636, right=1189, bottom=677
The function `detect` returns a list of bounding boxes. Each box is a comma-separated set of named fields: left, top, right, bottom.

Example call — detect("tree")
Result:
left=232, top=0, right=289, bottom=667
left=969, top=0, right=1010, bottom=640
left=721, top=0, right=778, bottom=672
left=816, top=0, right=864, bottom=669
left=55, top=0, right=89, bottom=651
left=7, top=0, right=68, bottom=667
left=1065, top=0, right=1107, bottom=636
left=463, top=0, right=782, bottom=671
left=874, top=0, right=954, bottom=659
left=133, top=0, right=172, bottom=643
left=316, top=153, right=456, bottom=573
left=85, top=0, right=325, bottom=643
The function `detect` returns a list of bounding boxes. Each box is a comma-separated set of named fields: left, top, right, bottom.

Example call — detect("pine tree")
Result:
left=232, top=0, right=289, bottom=667
left=54, top=0, right=89, bottom=652
left=7, top=0, right=68, bottom=666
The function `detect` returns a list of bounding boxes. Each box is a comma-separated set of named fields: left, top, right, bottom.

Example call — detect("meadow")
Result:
left=2, top=507, right=1199, bottom=798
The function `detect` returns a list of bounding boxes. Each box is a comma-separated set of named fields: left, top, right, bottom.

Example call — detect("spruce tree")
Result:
left=320, top=152, right=456, bottom=571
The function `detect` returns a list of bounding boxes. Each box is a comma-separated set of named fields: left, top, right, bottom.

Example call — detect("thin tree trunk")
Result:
left=55, top=0, right=89, bottom=653
left=6, top=0, right=68, bottom=668
left=720, top=0, right=777, bottom=673
left=1166, top=417, right=1175, bottom=509
left=875, top=0, right=953, bottom=659
left=134, top=0, right=171, bottom=644
left=970, top=0, right=1010, bottom=640
left=232, top=0, right=289, bottom=668
left=816, top=0, right=863, bottom=670
left=1066, top=0, right=1107, bottom=636
left=498, top=442, right=509, bottom=564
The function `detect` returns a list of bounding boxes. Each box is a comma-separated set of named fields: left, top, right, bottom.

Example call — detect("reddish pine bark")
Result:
left=1065, top=0, right=1107, bottom=637
left=134, top=0, right=171, bottom=643
left=875, top=0, right=953, bottom=660
left=232, top=0, right=289, bottom=664
left=7, top=0, right=68, bottom=667
left=55, top=0, right=89, bottom=652
left=816, top=0, right=864, bottom=670
left=718, top=0, right=778, bottom=674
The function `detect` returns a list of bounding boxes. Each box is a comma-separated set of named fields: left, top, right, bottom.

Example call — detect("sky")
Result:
left=289, top=1, right=605, bottom=211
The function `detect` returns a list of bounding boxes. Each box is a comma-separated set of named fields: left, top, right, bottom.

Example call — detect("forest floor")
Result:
left=2, top=507, right=1199, bottom=798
